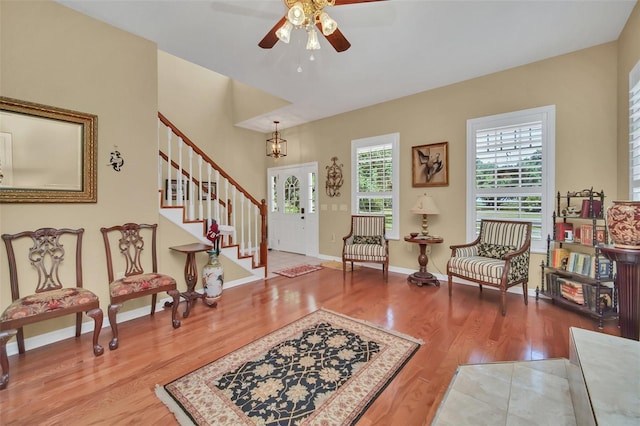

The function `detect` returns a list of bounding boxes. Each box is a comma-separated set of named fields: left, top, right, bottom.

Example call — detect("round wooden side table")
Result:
left=404, top=235, right=443, bottom=287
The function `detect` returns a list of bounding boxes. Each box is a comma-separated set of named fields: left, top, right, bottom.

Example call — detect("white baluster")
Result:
left=188, top=146, right=194, bottom=220
left=177, top=137, right=183, bottom=205
left=197, top=154, right=203, bottom=221
left=232, top=186, right=237, bottom=244
left=254, top=204, right=259, bottom=263
left=167, top=128, right=173, bottom=205
left=206, top=164, right=212, bottom=227
left=157, top=119, right=162, bottom=191
left=246, top=199, right=252, bottom=258
left=215, top=171, right=221, bottom=225
left=240, top=196, right=245, bottom=255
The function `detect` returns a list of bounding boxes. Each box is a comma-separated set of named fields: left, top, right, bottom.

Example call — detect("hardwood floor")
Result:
left=0, top=267, right=620, bottom=425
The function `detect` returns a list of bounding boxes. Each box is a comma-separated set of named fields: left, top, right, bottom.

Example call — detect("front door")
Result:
left=267, top=162, right=318, bottom=256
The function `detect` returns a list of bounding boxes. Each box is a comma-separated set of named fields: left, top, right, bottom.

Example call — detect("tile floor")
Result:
left=432, top=359, right=576, bottom=426
left=266, top=250, right=324, bottom=279
left=432, top=328, right=640, bottom=426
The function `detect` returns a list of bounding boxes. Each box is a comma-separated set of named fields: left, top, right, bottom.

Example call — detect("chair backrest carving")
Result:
left=101, top=223, right=158, bottom=283
left=2, top=228, right=84, bottom=301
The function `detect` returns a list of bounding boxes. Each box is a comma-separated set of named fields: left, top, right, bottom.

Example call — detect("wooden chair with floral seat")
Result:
left=100, top=223, right=180, bottom=350
left=342, top=215, right=389, bottom=281
left=447, top=219, right=532, bottom=316
left=0, top=227, right=104, bottom=390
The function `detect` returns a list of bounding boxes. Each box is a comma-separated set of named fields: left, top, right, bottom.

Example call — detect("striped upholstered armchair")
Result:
left=447, top=219, right=532, bottom=316
left=342, top=215, right=389, bottom=281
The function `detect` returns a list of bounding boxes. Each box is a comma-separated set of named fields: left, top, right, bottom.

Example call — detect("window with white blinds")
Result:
left=630, top=60, right=640, bottom=201
left=351, top=133, right=399, bottom=239
left=467, top=106, right=555, bottom=253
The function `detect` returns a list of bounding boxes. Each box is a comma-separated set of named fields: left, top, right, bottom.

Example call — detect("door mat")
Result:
left=273, top=264, right=323, bottom=278
left=320, top=261, right=360, bottom=271
left=156, top=308, right=422, bottom=425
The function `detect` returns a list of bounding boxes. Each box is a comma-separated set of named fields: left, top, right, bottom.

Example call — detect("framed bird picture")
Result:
left=412, top=142, right=449, bottom=187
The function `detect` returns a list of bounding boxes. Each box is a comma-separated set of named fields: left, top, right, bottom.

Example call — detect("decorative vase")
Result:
left=202, top=250, right=224, bottom=306
left=606, top=201, right=640, bottom=249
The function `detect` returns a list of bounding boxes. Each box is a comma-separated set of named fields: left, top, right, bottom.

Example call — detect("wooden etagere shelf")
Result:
left=536, top=188, right=618, bottom=328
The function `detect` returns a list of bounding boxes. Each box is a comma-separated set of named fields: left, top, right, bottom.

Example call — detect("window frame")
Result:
left=466, top=105, right=556, bottom=253
left=351, top=133, right=400, bottom=240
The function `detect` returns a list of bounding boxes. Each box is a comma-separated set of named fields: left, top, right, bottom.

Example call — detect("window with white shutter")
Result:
left=630, top=60, right=640, bottom=201
left=351, top=133, right=399, bottom=239
left=467, top=106, right=555, bottom=253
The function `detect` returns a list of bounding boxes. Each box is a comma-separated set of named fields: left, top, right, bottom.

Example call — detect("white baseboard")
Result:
left=5, top=276, right=261, bottom=357
left=317, top=254, right=538, bottom=298
left=7, top=262, right=536, bottom=356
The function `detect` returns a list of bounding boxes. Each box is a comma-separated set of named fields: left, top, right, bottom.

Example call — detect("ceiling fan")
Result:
left=259, top=0, right=385, bottom=53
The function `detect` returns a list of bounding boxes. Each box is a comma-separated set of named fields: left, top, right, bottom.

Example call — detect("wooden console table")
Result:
left=404, top=235, right=443, bottom=287
left=599, top=245, right=640, bottom=341
left=169, top=242, right=213, bottom=318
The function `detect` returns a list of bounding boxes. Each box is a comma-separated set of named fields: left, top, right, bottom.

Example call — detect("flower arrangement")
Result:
left=206, top=220, right=221, bottom=255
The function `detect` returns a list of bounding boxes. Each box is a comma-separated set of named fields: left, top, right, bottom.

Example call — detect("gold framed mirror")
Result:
left=0, top=97, right=97, bottom=203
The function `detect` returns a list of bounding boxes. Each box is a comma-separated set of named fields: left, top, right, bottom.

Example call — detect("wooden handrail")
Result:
left=158, top=112, right=261, bottom=207
left=158, top=112, right=268, bottom=274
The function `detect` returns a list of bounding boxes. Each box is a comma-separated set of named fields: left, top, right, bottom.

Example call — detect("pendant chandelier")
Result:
left=266, top=121, right=287, bottom=159
left=275, top=0, right=338, bottom=50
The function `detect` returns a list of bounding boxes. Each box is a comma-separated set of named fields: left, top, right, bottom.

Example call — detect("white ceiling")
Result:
left=57, top=0, right=637, bottom=133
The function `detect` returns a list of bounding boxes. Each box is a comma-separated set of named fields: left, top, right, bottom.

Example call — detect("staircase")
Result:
left=157, top=113, right=267, bottom=279
left=432, top=328, right=639, bottom=425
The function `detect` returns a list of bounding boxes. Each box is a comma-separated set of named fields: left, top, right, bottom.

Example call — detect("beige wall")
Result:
left=0, top=0, right=160, bottom=337
left=1, top=0, right=637, bottom=341
left=617, top=2, right=640, bottom=198
left=277, top=43, right=619, bottom=284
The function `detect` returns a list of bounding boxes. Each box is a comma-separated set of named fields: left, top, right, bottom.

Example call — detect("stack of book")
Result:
left=560, top=279, right=584, bottom=305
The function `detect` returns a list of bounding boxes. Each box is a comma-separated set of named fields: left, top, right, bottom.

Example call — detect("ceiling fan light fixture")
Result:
left=306, top=28, right=321, bottom=50
left=319, top=12, right=337, bottom=36
left=287, top=2, right=306, bottom=26
left=276, top=20, right=293, bottom=43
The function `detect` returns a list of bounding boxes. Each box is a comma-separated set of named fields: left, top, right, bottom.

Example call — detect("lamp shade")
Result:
left=410, top=195, right=440, bottom=215
left=287, top=2, right=306, bottom=26
left=306, top=28, right=321, bottom=50
left=319, top=12, right=337, bottom=36
left=276, top=21, right=293, bottom=44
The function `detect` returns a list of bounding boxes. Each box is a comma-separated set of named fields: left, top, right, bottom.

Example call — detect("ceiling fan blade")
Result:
left=334, top=0, right=387, bottom=5
left=259, top=16, right=288, bottom=49
left=318, top=25, right=351, bottom=52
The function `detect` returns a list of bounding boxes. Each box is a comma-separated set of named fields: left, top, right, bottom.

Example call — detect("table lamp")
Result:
left=410, top=194, right=440, bottom=236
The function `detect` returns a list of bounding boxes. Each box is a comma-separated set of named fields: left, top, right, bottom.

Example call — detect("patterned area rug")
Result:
left=156, top=309, right=422, bottom=426
left=273, top=264, right=323, bottom=278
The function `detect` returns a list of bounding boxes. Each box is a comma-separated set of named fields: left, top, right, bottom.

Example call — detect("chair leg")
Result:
left=86, top=308, right=104, bottom=356
left=75, top=312, right=82, bottom=337
left=16, top=328, right=25, bottom=355
left=0, top=329, right=17, bottom=390
left=343, top=260, right=346, bottom=278
left=500, top=291, right=507, bottom=316
left=448, top=275, right=453, bottom=297
left=108, top=303, right=122, bottom=350
left=151, top=293, right=157, bottom=316
left=522, top=282, right=529, bottom=305
left=168, top=289, right=181, bottom=329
